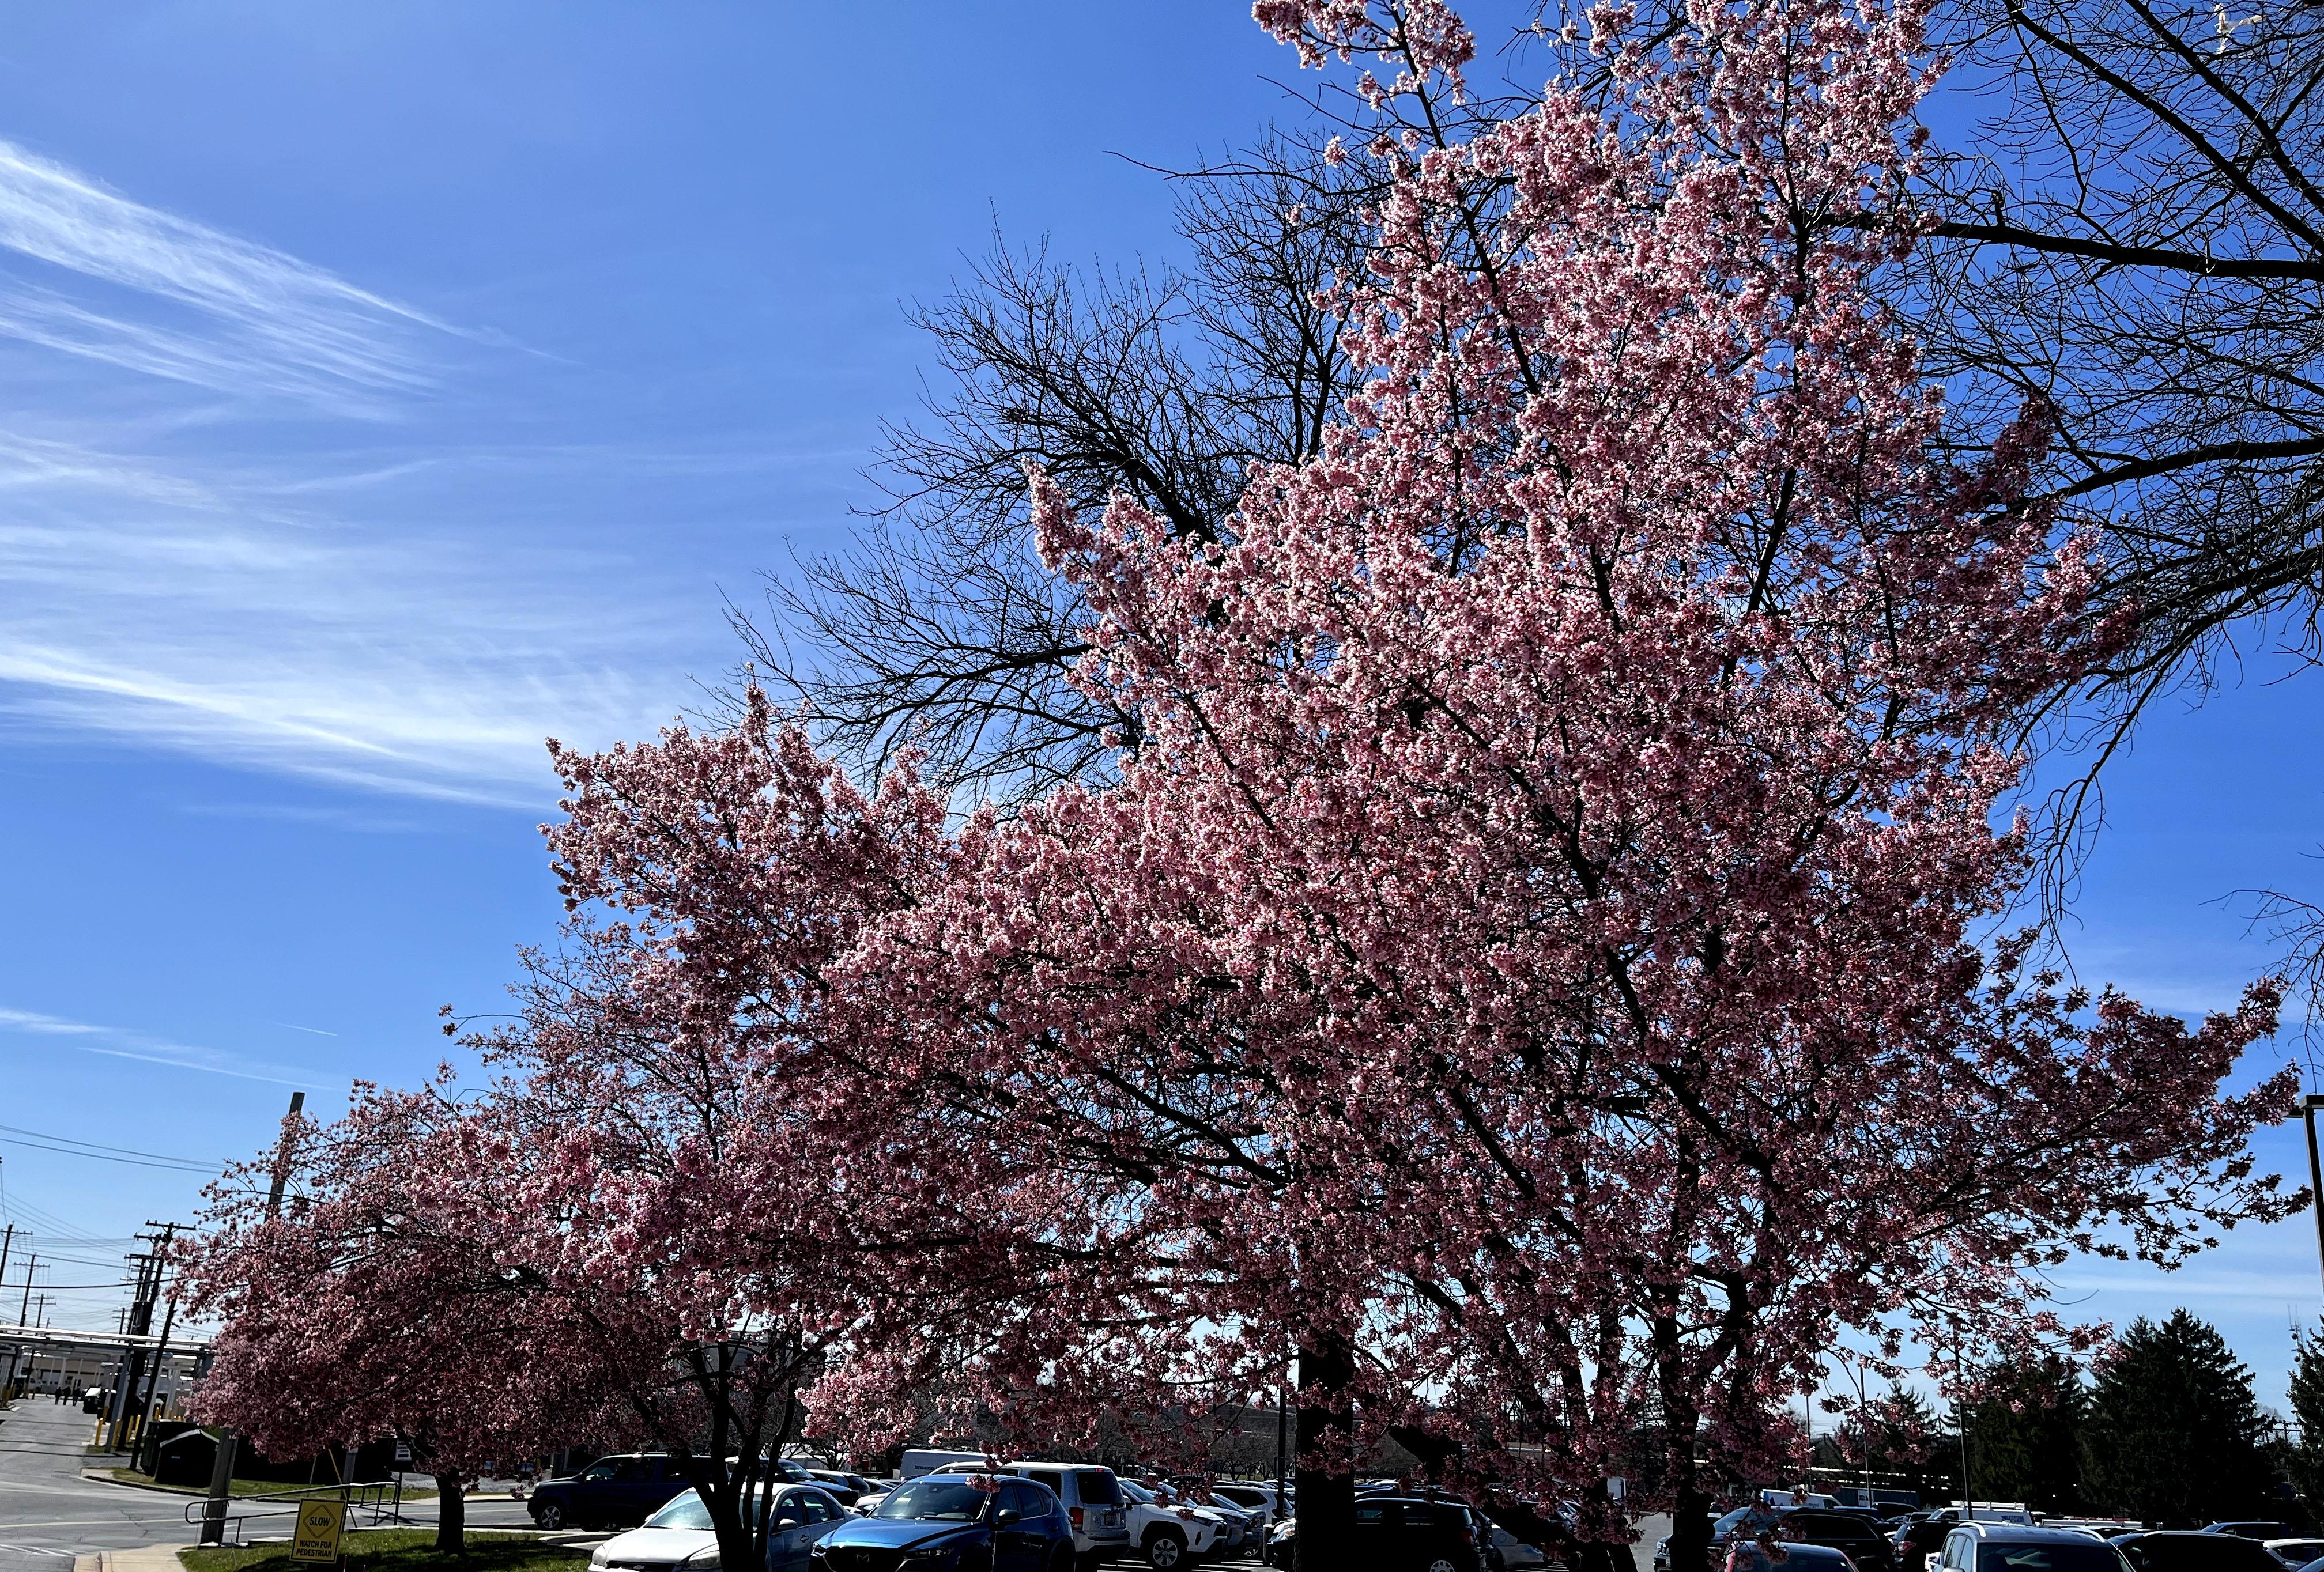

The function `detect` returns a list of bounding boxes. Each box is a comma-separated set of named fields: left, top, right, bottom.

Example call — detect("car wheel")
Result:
left=1426, top=1560, right=1461, bottom=1572
left=1146, top=1528, right=1190, bottom=1569
left=535, top=1503, right=567, bottom=1530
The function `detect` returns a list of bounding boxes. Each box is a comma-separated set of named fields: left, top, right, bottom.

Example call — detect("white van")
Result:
left=899, top=1448, right=992, bottom=1480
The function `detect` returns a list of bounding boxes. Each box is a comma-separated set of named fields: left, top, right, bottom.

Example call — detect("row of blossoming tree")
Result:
left=180, top=2, right=2302, bottom=1569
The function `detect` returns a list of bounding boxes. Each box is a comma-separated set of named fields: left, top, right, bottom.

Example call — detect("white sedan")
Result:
left=590, top=1486, right=852, bottom=1572
left=589, top=1492, right=716, bottom=1572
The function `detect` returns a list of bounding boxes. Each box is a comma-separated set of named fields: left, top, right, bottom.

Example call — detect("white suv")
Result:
left=1119, top=1477, right=1231, bottom=1567
left=1938, top=1521, right=2132, bottom=1572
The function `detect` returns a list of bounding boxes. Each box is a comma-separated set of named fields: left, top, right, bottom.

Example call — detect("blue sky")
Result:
left=0, top=2, right=2319, bottom=1415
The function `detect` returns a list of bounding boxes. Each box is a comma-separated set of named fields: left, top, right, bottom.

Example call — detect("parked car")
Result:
left=805, top=1472, right=873, bottom=1508
left=587, top=1486, right=850, bottom=1572
left=588, top=1492, right=718, bottom=1572
left=1212, top=1483, right=1292, bottom=1536
left=2112, top=1533, right=2292, bottom=1572
left=1119, top=1477, right=1232, bottom=1567
left=1150, top=1483, right=1257, bottom=1558
left=531, top=1454, right=696, bottom=1531
left=2208, top=1529, right=2297, bottom=1544
left=1934, top=1522, right=2131, bottom=1572
left=1783, top=1508, right=1897, bottom=1571
left=1655, top=1506, right=1895, bottom=1572
left=1262, top=1495, right=1515, bottom=1572
left=1896, top=1511, right=2036, bottom=1572
left=810, top=1474, right=1075, bottom=1571
left=2263, top=1543, right=2324, bottom=1569
left=1649, top=1545, right=1863, bottom=1572
left=1194, top=1492, right=1262, bottom=1555
left=923, top=1459, right=1134, bottom=1567
left=900, top=1448, right=994, bottom=1479
left=1485, top=1522, right=1550, bottom=1571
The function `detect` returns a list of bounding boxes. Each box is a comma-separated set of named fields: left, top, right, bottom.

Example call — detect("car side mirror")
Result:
left=996, top=1509, right=1023, bottom=1527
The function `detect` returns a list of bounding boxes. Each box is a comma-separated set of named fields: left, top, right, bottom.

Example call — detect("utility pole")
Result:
left=0, top=1223, right=17, bottom=1401
left=108, top=1241, right=163, bottom=1450
left=10, top=1251, right=41, bottom=1397
left=134, top=1220, right=183, bottom=1473
left=201, top=1090, right=305, bottom=1546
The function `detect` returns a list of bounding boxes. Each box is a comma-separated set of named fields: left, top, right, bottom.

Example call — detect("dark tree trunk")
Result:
left=1667, top=1478, right=1714, bottom=1572
left=433, top=1473, right=466, bottom=1555
left=1292, top=1333, right=1356, bottom=1572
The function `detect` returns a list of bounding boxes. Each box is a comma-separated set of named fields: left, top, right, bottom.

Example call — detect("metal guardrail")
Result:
left=181, top=1480, right=405, bottom=1547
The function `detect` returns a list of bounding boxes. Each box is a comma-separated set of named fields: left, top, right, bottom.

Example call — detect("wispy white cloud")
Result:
left=0, top=1004, right=331, bottom=1090
left=0, top=139, right=851, bottom=806
left=0, top=432, right=720, bottom=802
left=0, top=139, right=456, bottom=407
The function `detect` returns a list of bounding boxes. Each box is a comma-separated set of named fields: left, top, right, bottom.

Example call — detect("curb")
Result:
left=78, top=1471, right=198, bottom=1497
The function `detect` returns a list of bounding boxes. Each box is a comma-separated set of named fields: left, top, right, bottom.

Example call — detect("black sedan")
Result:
left=530, top=1454, right=696, bottom=1531
left=1266, top=1495, right=1492, bottom=1571
left=810, top=1475, right=1074, bottom=1572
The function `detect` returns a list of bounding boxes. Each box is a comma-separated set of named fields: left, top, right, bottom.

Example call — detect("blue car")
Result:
left=810, top=1475, right=1074, bottom=1572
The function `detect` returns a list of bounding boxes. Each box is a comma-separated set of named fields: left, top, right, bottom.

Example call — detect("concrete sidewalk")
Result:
left=71, top=1546, right=186, bottom=1572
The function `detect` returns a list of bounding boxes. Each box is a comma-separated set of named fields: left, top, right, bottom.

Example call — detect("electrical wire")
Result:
left=0, top=1123, right=220, bottom=1172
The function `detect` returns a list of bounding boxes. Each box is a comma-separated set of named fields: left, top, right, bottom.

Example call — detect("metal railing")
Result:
left=181, top=1480, right=406, bottom=1547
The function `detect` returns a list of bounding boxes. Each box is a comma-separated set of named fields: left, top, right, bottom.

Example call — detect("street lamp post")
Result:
left=2304, top=1095, right=2324, bottom=1299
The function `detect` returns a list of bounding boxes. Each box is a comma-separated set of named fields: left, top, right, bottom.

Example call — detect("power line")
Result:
left=0, top=1124, right=220, bottom=1173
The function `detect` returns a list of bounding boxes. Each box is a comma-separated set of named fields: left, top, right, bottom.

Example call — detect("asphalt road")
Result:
left=0, top=1400, right=538, bottom=1572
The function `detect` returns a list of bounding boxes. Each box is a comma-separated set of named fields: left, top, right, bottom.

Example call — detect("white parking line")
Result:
left=0, top=1544, right=76, bottom=1556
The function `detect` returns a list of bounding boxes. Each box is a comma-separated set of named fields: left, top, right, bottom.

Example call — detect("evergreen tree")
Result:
left=2082, top=1312, right=2272, bottom=1524
left=2287, top=1323, right=2324, bottom=1515
left=1966, top=1355, right=2087, bottom=1513
left=1832, top=1386, right=1951, bottom=1502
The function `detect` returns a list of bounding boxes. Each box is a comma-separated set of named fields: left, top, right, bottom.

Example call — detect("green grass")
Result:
left=102, top=1468, right=439, bottom=1501
left=181, top=1530, right=586, bottom=1572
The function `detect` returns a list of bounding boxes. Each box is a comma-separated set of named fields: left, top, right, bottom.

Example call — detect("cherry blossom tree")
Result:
left=810, top=1, right=2303, bottom=1565
left=435, top=708, right=969, bottom=1572
left=187, top=706, right=976, bottom=1570
left=180, top=1088, right=606, bottom=1554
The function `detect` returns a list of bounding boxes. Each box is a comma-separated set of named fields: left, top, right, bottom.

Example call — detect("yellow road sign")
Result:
left=291, top=1499, right=346, bottom=1564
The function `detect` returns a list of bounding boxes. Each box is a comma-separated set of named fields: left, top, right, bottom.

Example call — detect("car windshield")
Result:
left=876, top=1481, right=994, bottom=1522
left=1979, top=1544, right=2134, bottom=1572
left=647, top=1492, right=714, bottom=1531
left=1120, top=1481, right=1155, bottom=1505
left=1075, top=1471, right=1122, bottom=1507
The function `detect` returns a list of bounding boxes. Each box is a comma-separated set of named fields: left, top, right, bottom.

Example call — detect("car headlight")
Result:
left=680, top=1550, right=720, bottom=1571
